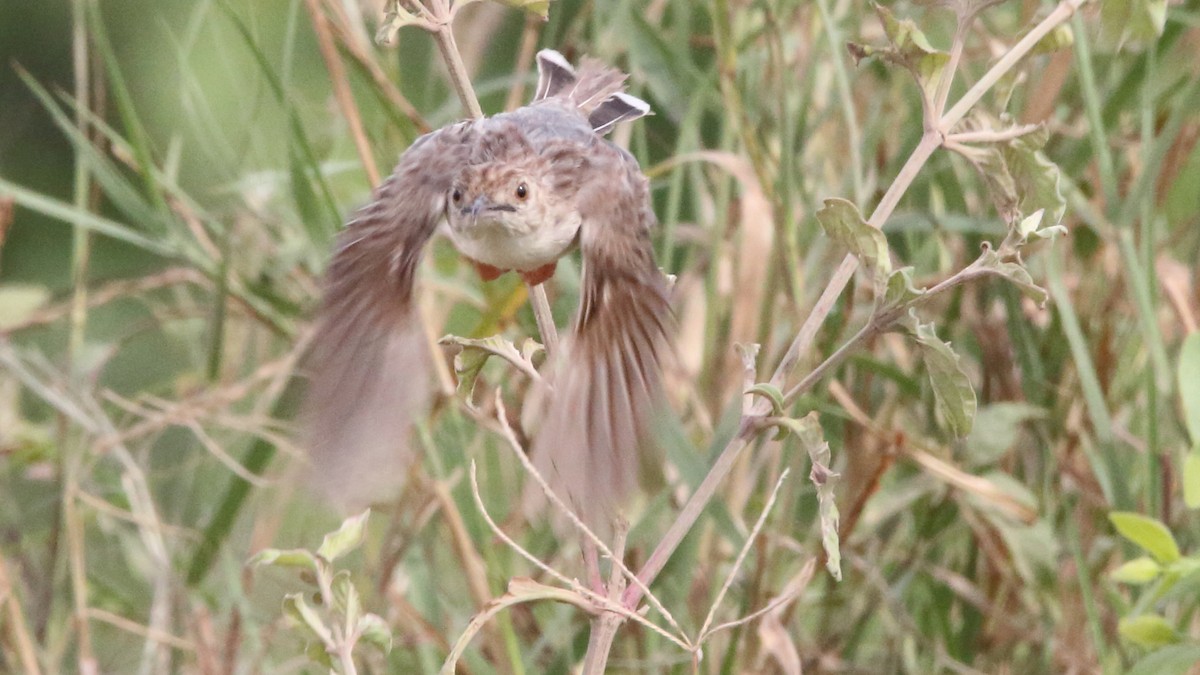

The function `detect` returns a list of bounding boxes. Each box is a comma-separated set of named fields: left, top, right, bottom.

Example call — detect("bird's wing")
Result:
left=530, top=142, right=672, bottom=531
left=303, top=122, right=476, bottom=509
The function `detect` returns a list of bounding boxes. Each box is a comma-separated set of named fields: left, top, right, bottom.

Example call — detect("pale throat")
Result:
left=446, top=207, right=582, bottom=272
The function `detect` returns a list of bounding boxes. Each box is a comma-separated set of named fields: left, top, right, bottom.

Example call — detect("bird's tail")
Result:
left=534, top=49, right=651, bottom=135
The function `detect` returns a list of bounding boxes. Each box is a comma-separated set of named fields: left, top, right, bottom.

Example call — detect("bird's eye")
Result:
left=515, top=183, right=528, bottom=200
left=451, top=188, right=462, bottom=203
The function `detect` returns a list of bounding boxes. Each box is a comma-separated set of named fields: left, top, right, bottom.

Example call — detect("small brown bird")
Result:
left=304, top=50, right=669, bottom=528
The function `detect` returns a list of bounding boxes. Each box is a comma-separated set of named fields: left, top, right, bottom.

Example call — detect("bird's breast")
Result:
left=445, top=212, right=581, bottom=272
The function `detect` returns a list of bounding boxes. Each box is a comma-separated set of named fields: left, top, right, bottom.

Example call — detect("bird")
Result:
left=303, top=49, right=671, bottom=530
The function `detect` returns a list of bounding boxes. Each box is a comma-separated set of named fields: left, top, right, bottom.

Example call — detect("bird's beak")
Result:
left=463, top=196, right=488, bottom=218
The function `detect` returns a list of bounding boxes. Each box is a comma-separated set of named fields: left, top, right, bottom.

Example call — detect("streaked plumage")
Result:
left=304, top=50, right=668, bottom=529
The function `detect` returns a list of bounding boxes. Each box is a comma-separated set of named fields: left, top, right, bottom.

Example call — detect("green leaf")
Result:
left=882, top=267, right=926, bottom=310
left=1183, top=452, right=1200, bottom=510
left=492, top=0, right=551, bottom=20
left=977, top=246, right=1050, bottom=306
left=815, top=197, right=890, bottom=290
left=789, top=412, right=841, bottom=581
left=0, top=285, right=50, bottom=331
left=332, top=571, right=361, bottom=625
left=439, top=334, right=542, bottom=399
left=1119, top=614, right=1181, bottom=649
left=317, top=509, right=370, bottom=563
left=871, top=5, right=950, bottom=104
left=304, top=640, right=334, bottom=669
left=745, top=384, right=785, bottom=417
left=901, top=311, right=976, bottom=437
left=1127, top=644, right=1200, bottom=675
left=357, top=613, right=393, bottom=654
left=1180, top=334, right=1200, bottom=444
left=1001, top=126, right=1066, bottom=227
left=1111, top=556, right=1163, bottom=584
left=1110, top=512, right=1181, bottom=564
left=1101, top=0, right=1169, bottom=49
left=247, top=548, right=318, bottom=572
left=964, top=403, right=1044, bottom=466
left=283, top=593, right=333, bottom=645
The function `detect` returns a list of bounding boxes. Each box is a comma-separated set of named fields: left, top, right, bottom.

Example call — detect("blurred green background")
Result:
left=2, top=0, right=1200, bottom=672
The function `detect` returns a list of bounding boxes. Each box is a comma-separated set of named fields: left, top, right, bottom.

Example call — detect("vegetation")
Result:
left=1, top=0, right=1198, bottom=672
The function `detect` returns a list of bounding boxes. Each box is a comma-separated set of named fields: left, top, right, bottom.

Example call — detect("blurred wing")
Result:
left=303, top=123, right=475, bottom=509
left=530, top=143, right=672, bottom=530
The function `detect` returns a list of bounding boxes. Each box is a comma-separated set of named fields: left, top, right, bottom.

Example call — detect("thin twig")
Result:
left=697, top=469, right=790, bottom=639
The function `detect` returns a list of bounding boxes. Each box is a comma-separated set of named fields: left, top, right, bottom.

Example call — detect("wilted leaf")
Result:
left=873, top=5, right=950, bottom=104
left=816, top=197, right=890, bottom=291
left=1002, top=126, right=1066, bottom=227
left=440, top=334, right=541, bottom=399
left=358, top=613, right=393, bottom=654
left=1111, top=556, right=1163, bottom=584
left=1110, top=512, right=1181, bottom=564
left=901, top=311, right=977, bottom=437
left=788, top=412, right=841, bottom=581
left=317, top=509, right=370, bottom=563
left=1119, top=614, right=1180, bottom=649
left=1180, top=334, right=1200, bottom=445
left=956, top=141, right=1020, bottom=224
left=882, top=267, right=926, bottom=310
left=978, top=247, right=1050, bottom=306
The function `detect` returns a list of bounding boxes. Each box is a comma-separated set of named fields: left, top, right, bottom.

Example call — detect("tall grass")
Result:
left=1, top=0, right=1198, bottom=672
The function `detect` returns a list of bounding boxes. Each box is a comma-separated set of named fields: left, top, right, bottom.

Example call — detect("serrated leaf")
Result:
left=358, top=613, right=393, bottom=654
left=317, top=509, right=370, bottom=563
left=1002, top=127, right=1066, bottom=227
left=1119, top=614, right=1180, bottom=649
left=790, top=412, right=841, bottom=580
left=1180, top=334, right=1200, bottom=444
left=248, top=548, right=318, bottom=572
left=1111, top=556, right=1163, bottom=584
left=1183, top=452, right=1200, bottom=510
left=283, top=593, right=333, bottom=644
left=816, top=197, right=890, bottom=290
left=873, top=5, right=949, bottom=104
left=901, top=311, right=976, bottom=437
left=332, top=571, right=360, bottom=624
left=978, top=247, right=1050, bottom=306
left=882, top=267, right=926, bottom=310
left=1110, top=512, right=1181, bottom=564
